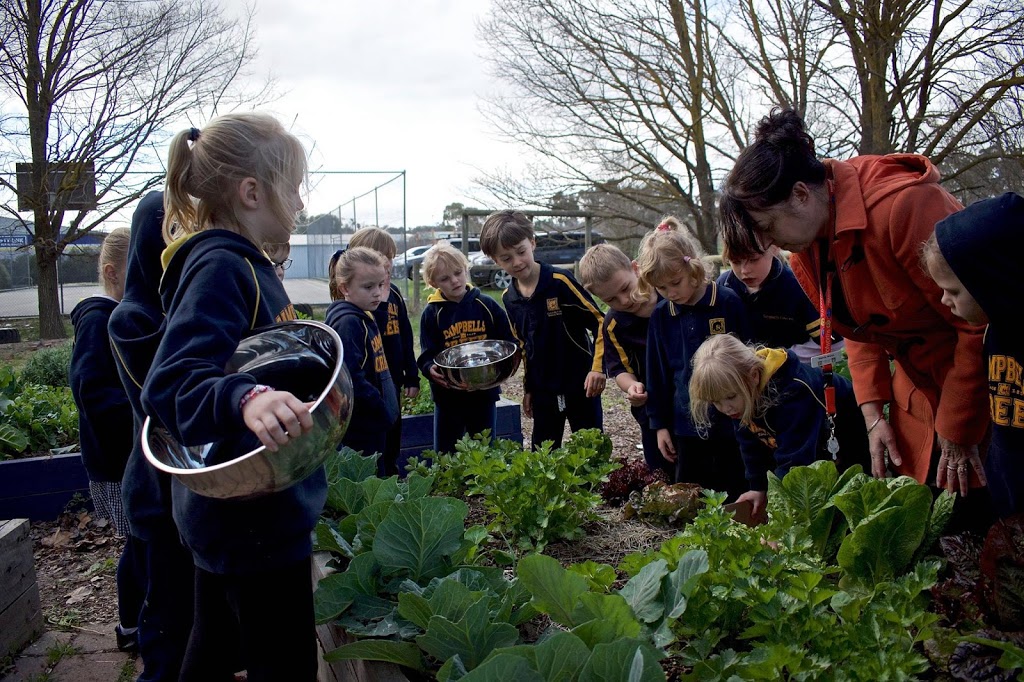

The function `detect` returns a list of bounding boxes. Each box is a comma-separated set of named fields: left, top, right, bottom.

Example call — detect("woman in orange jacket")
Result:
left=717, top=108, right=988, bottom=504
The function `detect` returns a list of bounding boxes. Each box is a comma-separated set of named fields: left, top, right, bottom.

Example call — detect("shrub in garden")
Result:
left=0, top=364, right=79, bottom=458
left=409, top=429, right=619, bottom=552
left=20, top=342, right=73, bottom=388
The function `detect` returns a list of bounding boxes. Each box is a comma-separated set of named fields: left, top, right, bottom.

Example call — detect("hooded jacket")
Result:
left=325, top=300, right=399, bottom=457
left=107, top=191, right=173, bottom=539
left=790, top=155, right=987, bottom=484
left=935, top=192, right=1024, bottom=516
left=736, top=349, right=867, bottom=490
left=418, top=285, right=514, bottom=405
left=502, top=263, right=605, bottom=395
left=373, top=283, right=419, bottom=390
left=141, top=228, right=324, bottom=575
left=70, top=296, right=134, bottom=482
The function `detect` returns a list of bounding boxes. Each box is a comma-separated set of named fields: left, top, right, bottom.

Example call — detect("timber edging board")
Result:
left=0, top=519, right=44, bottom=658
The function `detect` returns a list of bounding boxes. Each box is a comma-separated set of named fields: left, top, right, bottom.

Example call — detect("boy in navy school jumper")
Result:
left=925, top=193, right=1024, bottom=519
left=480, top=210, right=606, bottom=449
left=690, top=334, right=869, bottom=522
left=579, top=243, right=671, bottom=476
left=108, top=191, right=197, bottom=681
left=348, top=228, right=419, bottom=475
left=325, top=246, right=400, bottom=465
left=140, top=114, right=323, bottom=681
left=418, top=242, right=515, bottom=456
left=639, top=218, right=751, bottom=498
left=69, top=227, right=143, bottom=653
left=716, top=244, right=826, bottom=361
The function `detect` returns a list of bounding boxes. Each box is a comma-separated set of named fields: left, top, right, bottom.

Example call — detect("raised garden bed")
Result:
left=0, top=519, right=44, bottom=660
left=0, top=400, right=522, bottom=522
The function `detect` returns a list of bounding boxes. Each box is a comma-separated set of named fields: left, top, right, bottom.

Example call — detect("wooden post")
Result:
left=0, top=519, right=44, bottom=658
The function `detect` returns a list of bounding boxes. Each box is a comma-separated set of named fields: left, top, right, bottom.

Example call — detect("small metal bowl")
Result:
left=142, top=320, right=354, bottom=500
left=434, top=339, right=522, bottom=391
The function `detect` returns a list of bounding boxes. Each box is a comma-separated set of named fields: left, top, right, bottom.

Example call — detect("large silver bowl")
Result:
left=434, top=339, right=522, bottom=391
left=142, top=320, right=353, bottom=500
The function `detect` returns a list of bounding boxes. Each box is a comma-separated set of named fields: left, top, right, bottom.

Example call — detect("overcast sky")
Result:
left=228, top=0, right=520, bottom=229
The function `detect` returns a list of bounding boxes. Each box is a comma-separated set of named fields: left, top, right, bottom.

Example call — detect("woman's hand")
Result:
left=736, top=490, right=768, bottom=525
left=863, top=405, right=902, bottom=478
left=657, top=429, right=676, bottom=462
left=625, top=381, right=648, bottom=407
left=242, top=390, right=314, bottom=452
left=936, top=436, right=986, bottom=496
left=584, top=371, right=606, bottom=398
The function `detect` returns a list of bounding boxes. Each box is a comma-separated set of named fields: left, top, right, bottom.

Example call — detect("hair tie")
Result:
left=683, top=255, right=691, bottom=263
left=656, top=221, right=671, bottom=231
left=188, top=127, right=201, bottom=142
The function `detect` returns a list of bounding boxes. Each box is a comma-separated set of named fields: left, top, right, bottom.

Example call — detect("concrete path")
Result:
left=1, top=622, right=135, bottom=681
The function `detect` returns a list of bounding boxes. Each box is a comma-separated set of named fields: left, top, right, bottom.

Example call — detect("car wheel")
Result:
left=492, top=270, right=513, bottom=289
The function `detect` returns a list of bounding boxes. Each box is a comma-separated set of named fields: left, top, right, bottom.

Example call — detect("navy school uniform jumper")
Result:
left=936, top=192, right=1024, bottom=519
left=69, top=295, right=143, bottom=643
left=716, top=256, right=822, bottom=350
left=325, top=299, right=400, bottom=468
left=602, top=302, right=671, bottom=476
left=141, top=229, right=322, bottom=682
left=646, top=282, right=750, bottom=498
left=418, top=285, right=515, bottom=456
left=736, top=348, right=869, bottom=492
left=502, top=263, right=605, bottom=449
left=372, top=283, right=419, bottom=475
left=107, top=191, right=195, bottom=682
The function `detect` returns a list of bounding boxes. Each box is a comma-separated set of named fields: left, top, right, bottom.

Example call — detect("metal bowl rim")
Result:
left=142, top=319, right=344, bottom=477
left=433, top=339, right=520, bottom=369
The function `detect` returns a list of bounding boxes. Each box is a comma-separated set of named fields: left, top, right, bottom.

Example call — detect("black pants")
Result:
left=530, top=390, right=603, bottom=450
left=673, top=433, right=746, bottom=502
left=434, top=399, right=498, bottom=456
left=381, top=409, right=403, bottom=477
left=180, top=556, right=316, bottom=682
left=632, top=406, right=672, bottom=477
left=116, top=532, right=143, bottom=630
left=134, top=527, right=195, bottom=682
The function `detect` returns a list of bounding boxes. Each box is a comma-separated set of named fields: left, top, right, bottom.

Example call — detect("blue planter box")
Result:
left=0, top=400, right=523, bottom=521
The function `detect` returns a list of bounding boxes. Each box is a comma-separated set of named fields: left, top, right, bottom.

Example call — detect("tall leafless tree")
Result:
left=479, top=0, right=1024, bottom=254
left=0, top=0, right=270, bottom=338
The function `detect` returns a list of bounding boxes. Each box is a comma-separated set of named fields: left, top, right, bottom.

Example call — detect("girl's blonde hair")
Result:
left=421, top=242, right=469, bottom=288
left=578, top=243, right=633, bottom=291
left=919, top=232, right=951, bottom=280
left=635, top=216, right=707, bottom=297
left=98, top=227, right=131, bottom=293
left=163, top=112, right=307, bottom=245
left=348, top=227, right=397, bottom=261
left=332, top=247, right=389, bottom=301
left=689, top=334, right=774, bottom=431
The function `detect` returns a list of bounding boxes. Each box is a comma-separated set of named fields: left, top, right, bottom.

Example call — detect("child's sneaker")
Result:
left=115, top=624, right=138, bottom=652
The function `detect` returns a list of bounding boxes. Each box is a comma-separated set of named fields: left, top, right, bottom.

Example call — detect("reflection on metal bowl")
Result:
left=433, top=339, right=521, bottom=391
left=142, top=320, right=353, bottom=500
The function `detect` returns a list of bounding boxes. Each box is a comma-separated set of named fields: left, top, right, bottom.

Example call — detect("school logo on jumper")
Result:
left=385, top=302, right=400, bottom=336
left=989, top=354, right=1024, bottom=428
left=371, top=333, right=390, bottom=373
left=748, top=421, right=778, bottom=450
left=275, top=304, right=297, bottom=323
left=443, top=319, right=488, bottom=346
left=546, top=297, right=561, bottom=316
left=709, top=318, right=726, bottom=334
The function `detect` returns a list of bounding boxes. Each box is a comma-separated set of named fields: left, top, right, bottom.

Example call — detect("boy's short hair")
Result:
left=348, top=227, right=397, bottom=260
left=421, top=242, right=469, bottom=288
left=578, top=243, right=632, bottom=291
left=480, top=210, right=534, bottom=257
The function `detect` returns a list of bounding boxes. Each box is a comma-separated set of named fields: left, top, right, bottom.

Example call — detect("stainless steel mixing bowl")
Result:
left=433, top=339, right=522, bottom=391
left=142, top=320, right=354, bottom=499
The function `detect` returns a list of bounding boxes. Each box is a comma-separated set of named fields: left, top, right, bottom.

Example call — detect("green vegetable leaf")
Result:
left=663, top=549, right=709, bottom=620
left=964, top=636, right=1024, bottom=671
left=572, top=593, right=643, bottom=646
left=373, top=496, right=468, bottom=582
left=323, top=639, right=425, bottom=671
left=533, top=631, right=591, bottom=680
left=396, top=592, right=433, bottom=630
left=578, top=638, right=666, bottom=682
left=416, top=598, right=519, bottom=670
left=313, top=553, right=379, bottom=623
left=618, top=559, right=669, bottom=623
left=517, top=553, right=590, bottom=627
left=459, top=653, right=544, bottom=682
left=313, top=519, right=354, bottom=558
left=836, top=483, right=932, bottom=583
left=570, top=560, right=619, bottom=592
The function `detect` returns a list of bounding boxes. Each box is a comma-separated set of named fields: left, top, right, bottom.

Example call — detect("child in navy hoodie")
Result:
left=578, top=243, right=670, bottom=476
left=480, top=210, right=606, bottom=449
left=348, top=228, right=419, bottom=474
left=69, top=227, right=143, bottom=652
left=418, top=242, right=515, bottom=455
left=689, top=334, right=869, bottom=523
left=924, top=193, right=1022, bottom=518
left=639, top=217, right=750, bottom=498
left=108, top=191, right=197, bottom=681
left=325, top=246, right=400, bottom=462
left=139, top=113, right=322, bottom=681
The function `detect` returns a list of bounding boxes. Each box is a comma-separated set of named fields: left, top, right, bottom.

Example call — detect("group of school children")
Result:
left=66, top=110, right=1021, bottom=681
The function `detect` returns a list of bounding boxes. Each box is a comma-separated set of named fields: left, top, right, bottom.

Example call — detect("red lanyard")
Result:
left=818, top=266, right=836, bottom=415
